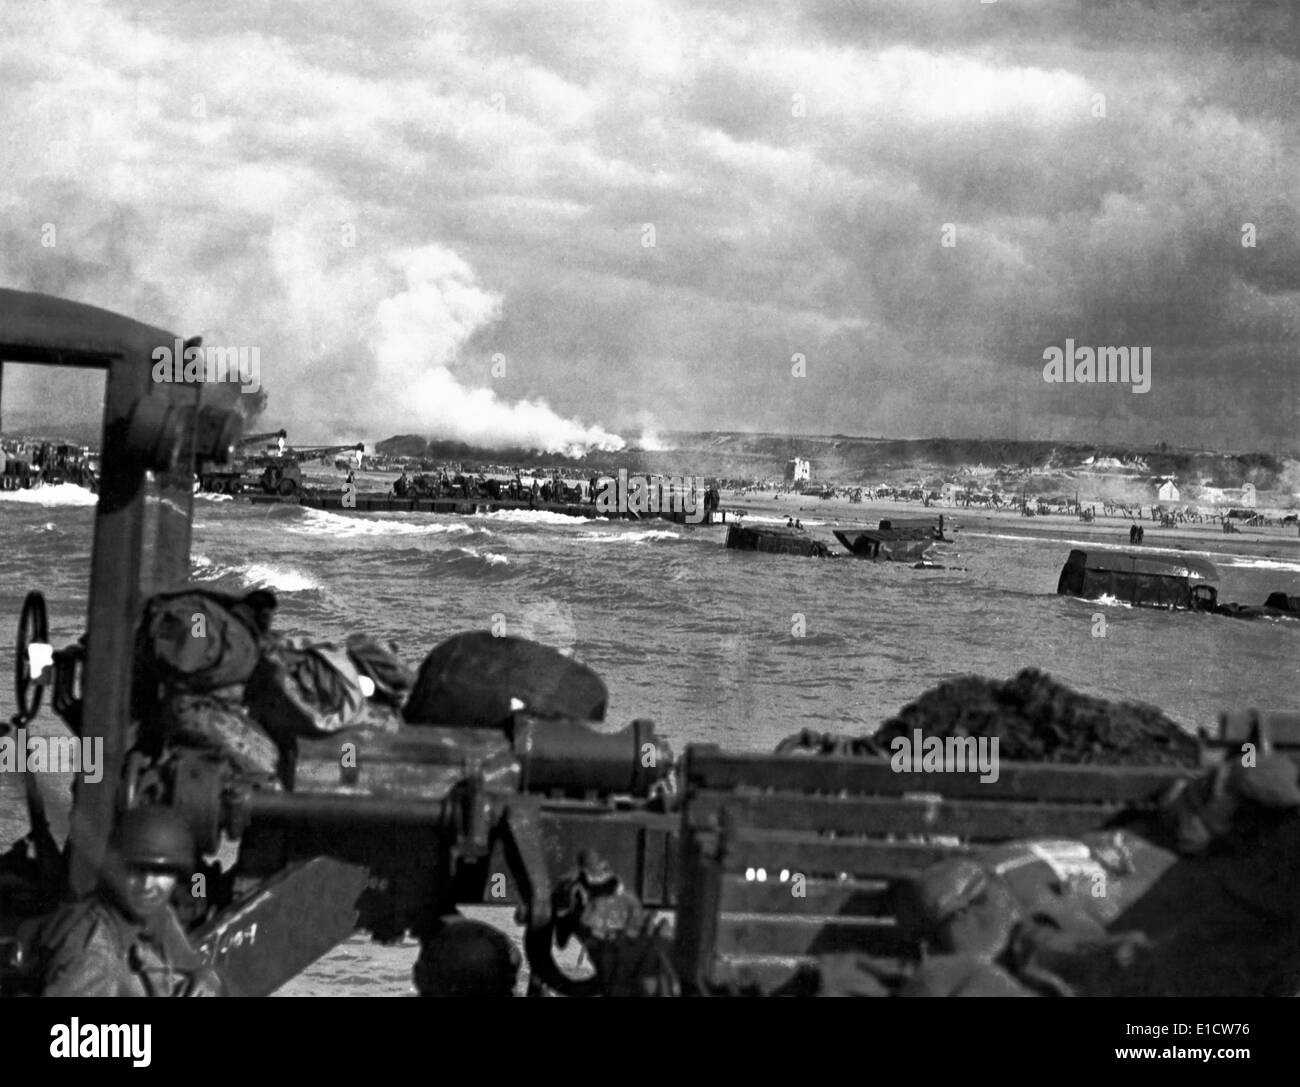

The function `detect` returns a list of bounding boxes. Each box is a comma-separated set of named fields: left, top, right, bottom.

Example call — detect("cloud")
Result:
left=0, top=0, right=1295, bottom=452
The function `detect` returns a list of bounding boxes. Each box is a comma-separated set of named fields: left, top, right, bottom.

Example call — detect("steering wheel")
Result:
left=14, top=590, right=49, bottom=723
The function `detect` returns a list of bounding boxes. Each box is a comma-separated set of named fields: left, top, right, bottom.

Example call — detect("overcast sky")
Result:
left=1, top=0, right=1296, bottom=452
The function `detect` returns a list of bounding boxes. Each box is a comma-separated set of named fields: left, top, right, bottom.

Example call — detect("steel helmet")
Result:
left=110, top=807, right=196, bottom=872
left=413, top=918, right=521, bottom=996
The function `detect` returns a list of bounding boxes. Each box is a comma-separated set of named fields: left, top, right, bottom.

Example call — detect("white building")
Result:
left=785, top=458, right=811, bottom=483
left=1156, top=479, right=1180, bottom=503
left=1241, top=482, right=1257, bottom=508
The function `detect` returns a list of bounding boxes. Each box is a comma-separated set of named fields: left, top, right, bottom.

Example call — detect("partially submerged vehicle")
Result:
left=1213, top=591, right=1300, bottom=623
left=1056, top=548, right=1221, bottom=610
left=725, top=523, right=835, bottom=557
left=1058, top=548, right=1300, bottom=624
left=832, top=529, right=932, bottom=563
left=832, top=516, right=951, bottom=563
left=0, top=289, right=1293, bottom=999
left=0, top=289, right=689, bottom=997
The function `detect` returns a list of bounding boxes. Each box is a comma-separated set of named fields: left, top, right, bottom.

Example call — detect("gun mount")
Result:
left=0, top=288, right=691, bottom=996
left=8, top=289, right=1284, bottom=1001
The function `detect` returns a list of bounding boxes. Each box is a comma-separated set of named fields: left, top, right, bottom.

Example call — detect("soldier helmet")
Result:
left=896, top=857, right=989, bottom=936
left=413, top=917, right=521, bottom=997
left=110, top=807, right=196, bottom=873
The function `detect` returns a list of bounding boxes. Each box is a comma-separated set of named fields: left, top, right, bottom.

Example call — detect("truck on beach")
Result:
left=1, top=289, right=1297, bottom=1000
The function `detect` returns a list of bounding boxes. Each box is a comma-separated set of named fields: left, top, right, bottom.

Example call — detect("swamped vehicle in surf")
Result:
left=1056, top=548, right=1299, bottom=621
left=1056, top=549, right=1221, bottom=610
left=1, top=289, right=1296, bottom=1000
left=0, top=289, right=690, bottom=997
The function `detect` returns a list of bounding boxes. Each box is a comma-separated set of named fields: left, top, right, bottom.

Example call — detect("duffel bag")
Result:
left=246, top=636, right=367, bottom=739
left=141, top=589, right=277, bottom=693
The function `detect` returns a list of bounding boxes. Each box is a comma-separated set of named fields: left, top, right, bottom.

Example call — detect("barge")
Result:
left=244, top=490, right=737, bottom=525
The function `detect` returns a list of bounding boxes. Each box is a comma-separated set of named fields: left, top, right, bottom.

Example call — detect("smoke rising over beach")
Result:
left=0, top=1, right=1296, bottom=451
left=370, top=247, right=626, bottom=455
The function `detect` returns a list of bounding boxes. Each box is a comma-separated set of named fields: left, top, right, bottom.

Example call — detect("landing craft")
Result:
left=1, top=289, right=1295, bottom=1000
left=1056, top=548, right=1221, bottom=610
left=0, top=290, right=696, bottom=998
left=1056, top=548, right=1299, bottom=621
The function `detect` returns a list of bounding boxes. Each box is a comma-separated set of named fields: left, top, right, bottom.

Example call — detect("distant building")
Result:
left=785, top=458, right=811, bottom=483
left=1241, top=482, right=1257, bottom=508
left=1156, top=479, right=1180, bottom=502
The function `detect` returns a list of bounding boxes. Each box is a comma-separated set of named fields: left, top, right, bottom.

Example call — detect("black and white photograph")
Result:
left=0, top=0, right=1296, bottom=1033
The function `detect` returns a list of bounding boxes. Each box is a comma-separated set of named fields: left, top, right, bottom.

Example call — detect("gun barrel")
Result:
left=512, top=716, right=673, bottom=798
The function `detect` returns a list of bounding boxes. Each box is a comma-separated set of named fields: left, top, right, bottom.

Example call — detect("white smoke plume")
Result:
left=371, top=247, right=625, bottom=455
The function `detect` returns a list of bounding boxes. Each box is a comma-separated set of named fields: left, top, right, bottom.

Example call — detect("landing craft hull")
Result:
left=832, top=530, right=934, bottom=563
left=1213, top=601, right=1300, bottom=622
left=1056, top=549, right=1220, bottom=610
left=725, top=524, right=835, bottom=557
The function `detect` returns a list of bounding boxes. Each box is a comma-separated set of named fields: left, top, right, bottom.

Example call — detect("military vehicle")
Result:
left=1056, top=549, right=1221, bottom=610
left=0, top=438, right=98, bottom=492
left=1, top=289, right=1296, bottom=999
left=252, top=442, right=364, bottom=496
left=0, top=289, right=686, bottom=997
left=196, top=429, right=287, bottom=494
left=832, top=518, right=949, bottom=563
left=197, top=431, right=362, bottom=495
left=725, top=523, right=836, bottom=557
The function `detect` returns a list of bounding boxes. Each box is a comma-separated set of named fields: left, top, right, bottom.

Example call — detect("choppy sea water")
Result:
left=2, top=486, right=1297, bottom=993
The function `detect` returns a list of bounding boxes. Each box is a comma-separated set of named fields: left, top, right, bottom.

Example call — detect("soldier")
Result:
left=38, top=808, right=225, bottom=997
left=413, top=916, right=520, bottom=997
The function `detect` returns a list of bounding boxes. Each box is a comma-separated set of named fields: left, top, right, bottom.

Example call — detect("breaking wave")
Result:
left=473, top=509, right=587, bottom=527
left=0, top=483, right=97, bottom=507
left=192, top=553, right=320, bottom=592
left=572, top=528, right=684, bottom=544
left=241, top=563, right=321, bottom=592
left=292, top=508, right=481, bottom=538
left=454, top=547, right=510, bottom=566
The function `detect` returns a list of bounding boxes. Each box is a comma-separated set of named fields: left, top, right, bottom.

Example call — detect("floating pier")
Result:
left=244, top=491, right=738, bottom=525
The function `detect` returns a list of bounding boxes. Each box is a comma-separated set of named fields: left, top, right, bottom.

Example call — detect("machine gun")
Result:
left=0, top=290, right=680, bottom=996
left=151, top=713, right=678, bottom=995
